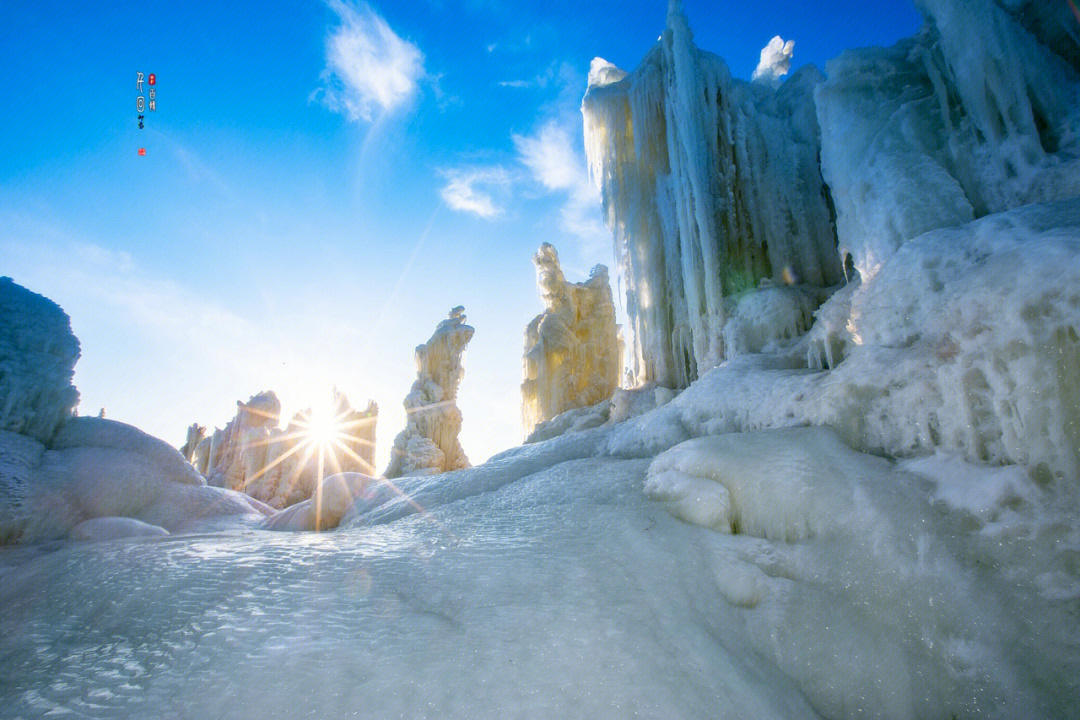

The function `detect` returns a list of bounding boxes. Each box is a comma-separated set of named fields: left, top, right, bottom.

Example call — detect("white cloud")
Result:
left=315, top=0, right=425, bottom=122
left=439, top=167, right=510, bottom=218
left=514, top=121, right=608, bottom=251
left=514, top=122, right=580, bottom=191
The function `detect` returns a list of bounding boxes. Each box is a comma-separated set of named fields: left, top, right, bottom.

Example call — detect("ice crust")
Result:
left=521, top=243, right=622, bottom=436
left=3, top=417, right=1077, bottom=717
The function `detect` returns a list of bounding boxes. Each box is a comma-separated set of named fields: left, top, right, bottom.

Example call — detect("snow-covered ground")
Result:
left=2, top=417, right=1077, bottom=717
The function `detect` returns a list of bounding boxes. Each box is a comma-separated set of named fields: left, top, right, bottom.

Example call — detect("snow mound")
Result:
left=263, top=472, right=378, bottom=532
left=53, top=417, right=206, bottom=486
left=3, top=417, right=270, bottom=544
left=644, top=426, right=1078, bottom=717
left=70, top=516, right=169, bottom=542
left=0, top=277, right=80, bottom=443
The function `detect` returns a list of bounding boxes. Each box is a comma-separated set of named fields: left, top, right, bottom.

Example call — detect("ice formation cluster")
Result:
left=192, top=390, right=378, bottom=509
left=583, top=4, right=844, bottom=388
left=3, top=1, right=1080, bottom=718
left=385, top=307, right=474, bottom=478
left=582, top=0, right=1080, bottom=476
left=521, top=243, right=621, bottom=437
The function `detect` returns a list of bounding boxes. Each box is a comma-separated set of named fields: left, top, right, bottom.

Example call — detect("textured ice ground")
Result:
left=0, top=448, right=819, bottom=719
left=2, top=423, right=1077, bottom=719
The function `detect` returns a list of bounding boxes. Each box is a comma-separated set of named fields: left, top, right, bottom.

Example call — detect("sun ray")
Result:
left=275, top=438, right=322, bottom=502
left=241, top=437, right=310, bottom=487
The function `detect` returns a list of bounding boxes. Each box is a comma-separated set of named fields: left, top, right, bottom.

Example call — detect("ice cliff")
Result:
left=194, top=390, right=378, bottom=509
left=521, top=244, right=622, bottom=438
left=818, top=0, right=1080, bottom=279
left=583, top=2, right=844, bottom=388
left=385, top=307, right=474, bottom=478
left=0, top=277, right=80, bottom=443
left=581, top=0, right=1080, bottom=475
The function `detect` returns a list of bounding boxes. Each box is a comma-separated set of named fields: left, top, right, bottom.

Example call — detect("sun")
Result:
left=304, top=402, right=342, bottom=448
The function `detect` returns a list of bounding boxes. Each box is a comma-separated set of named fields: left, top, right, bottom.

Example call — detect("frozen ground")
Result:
left=2, top=421, right=1077, bottom=718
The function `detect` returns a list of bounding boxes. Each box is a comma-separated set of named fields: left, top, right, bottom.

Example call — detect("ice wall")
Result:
left=521, top=244, right=622, bottom=437
left=817, top=0, right=1080, bottom=278
left=582, top=1, right=843, bottom=388
left=195, top=390, right=378, bottom=509
left=0, top=277, right=80, bottom=443
left=385, top=307, right=474, bottom=478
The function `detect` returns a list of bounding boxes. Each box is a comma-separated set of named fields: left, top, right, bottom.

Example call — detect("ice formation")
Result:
left=521, top=243, right=622, bottom=437
left=385, top=307, right=474, bottom=478
left=196, top=390, right=378, bottom=509
left=751, top=35, right=795, bottom=87
left=817, top=0, right=1080, bottom=278
left=179, top=422, right=205, bottom=462
left=583, top=2, right=843, bottom=388
left=0, top=277, right=80, bottom=443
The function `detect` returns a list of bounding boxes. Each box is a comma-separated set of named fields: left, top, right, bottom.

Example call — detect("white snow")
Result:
left=521, top=243, right=621, bottom=436
left=751, top=36, right=795, bottom=87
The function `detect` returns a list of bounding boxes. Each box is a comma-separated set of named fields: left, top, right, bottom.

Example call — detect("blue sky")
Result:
left=1, top=0, right=923, bottom=469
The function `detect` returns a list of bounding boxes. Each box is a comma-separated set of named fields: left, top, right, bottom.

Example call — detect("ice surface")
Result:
left=643, top=427, right=1079, bottom=717
left=521, top=243, right=621, bottom=436
left=0, top=277, right=80, bottom=443
left=2, top=420, right=1076, bottom=717
left=386, top=307, right=474, bottom=478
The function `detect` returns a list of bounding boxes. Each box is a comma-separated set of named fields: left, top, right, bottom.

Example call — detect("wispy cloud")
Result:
left=513, top=120, right=607, bottom=252
left=439, top=167, right=511, bottom=218
left=314, top=0, right=425, bottom=122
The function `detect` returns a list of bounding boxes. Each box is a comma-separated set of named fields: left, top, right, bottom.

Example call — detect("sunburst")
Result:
left=235, top=393, right=446, bottom=533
